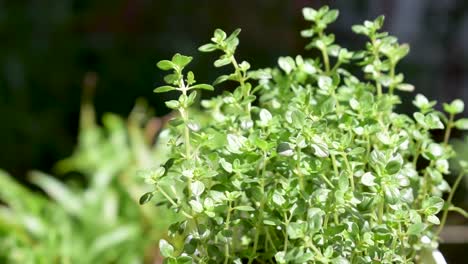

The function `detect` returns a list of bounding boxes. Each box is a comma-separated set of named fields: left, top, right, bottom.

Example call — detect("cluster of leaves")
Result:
left=0, top=100, right=175, bottom=264
left=144, top=6, right=468, bottom=264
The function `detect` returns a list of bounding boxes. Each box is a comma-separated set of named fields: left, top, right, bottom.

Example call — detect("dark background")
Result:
left=0, top=0, right=467, bottom=261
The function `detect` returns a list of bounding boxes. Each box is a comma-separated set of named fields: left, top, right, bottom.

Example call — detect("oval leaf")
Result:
left=191, top=84, right=214, bottom=91
left=154, top=86, right=176, bottom=93
left=139, top=192, right=154, bottom=205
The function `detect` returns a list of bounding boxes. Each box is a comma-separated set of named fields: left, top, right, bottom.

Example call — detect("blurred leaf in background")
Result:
left=0, top=92, right=174, bottom=263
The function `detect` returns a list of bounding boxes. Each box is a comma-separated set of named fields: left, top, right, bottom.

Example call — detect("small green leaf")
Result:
left=290, top=110, right=306, bottom=128
left=239, top=61, right=251, bottom=71
left=259, top=109, right=272, bottom=124
left=374, top=15, right=385, bottom=28
left=159, top=239, right=174, bottom=258
left=275, top=252, right=286, bottom=264
left=172, top=53, right=193, bottom=68
left=214, top=57, right=231, bottom=67
left=213, top=75, right=230, bottom=85
left=277, top=142, right=294, bottom=157
left=164, top=73, right=179, bottom=84
left=320, top=97, right=336, bottom=114
left=407, top=223, right=425, bottom=235
left=226, top=134, right=246, bottom=154
left=198, top=43, right=217, bottom=52
left=425, top=143, right=444, bottom=160
left=191, top=84, right=214, bottom=91
left=322, top=9, right=339, bottom=24
left=385, top=159, right=402, bottom=175
left=413, top=94, right=428, bottom=108
left=163, top=159, right=175, bottom=173
left=272, top=192, right=286, bottom=206
left=165, top=100, right=180, bottom=109
left=396, top=83, right=414, bottom=92
left=191, top=181, right=205, bottom=197
left=422, top=196, right=444, bottom=215
left=413, top=112, right=426, bottom=127
left=383, top=186, right=400, bottom=204
left=189, top=200, right=203, bottom=213
left=455, top=118, right=468, bottom=130
left=177, top=256, right=193, bottom=264
left=352, top=25, right=368, bottom=35
left=300, top=29, right=314, bottom=38
left=139, top=192, right=154, bottom=205
left=287, top=221, right=307, bottom=239
left=302, top=7, right=317, bottom=21
left=234, top=205, right=255, bottom=211
left=427, top=215, right=440, bottom=225
left=318, top=76, right=332, bottom=91
left=187, top=71, right=196, bottom=85
left=157, top=60, right=175, bottom=70
left=348, top=147, right=366, bottom=156
left=361, top=172, right=376, bottom=187
left=226, top=28, right=241, bottom=42
left=425, top=113, right=444, bottom=130
left=214, top=28, right=227, bottom=42
left=444, top=99, right=464, bottom=114
left=219, top=158, right=233, bottom=173
left=154, top=85, right=176, bottom=93
left=278, top=57, right=295, bottom=74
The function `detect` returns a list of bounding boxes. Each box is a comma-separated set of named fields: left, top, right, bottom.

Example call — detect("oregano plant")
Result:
left=141, top=6, right=468, bottom=264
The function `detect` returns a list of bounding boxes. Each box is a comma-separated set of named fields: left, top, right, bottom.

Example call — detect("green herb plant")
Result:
left=0, top=98, right=174, bottom=264
left=143, top=6, right=468, bottom=263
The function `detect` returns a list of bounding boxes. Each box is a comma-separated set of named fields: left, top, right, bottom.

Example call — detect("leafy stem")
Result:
left=156, top=185, right=193, bottom=219
left=342, top=153, right=355, bottom=192
left=248, top=153, right=268, bottom=264
left=436, top=171, right=465, bottom=238
left=443, top=113, right=454, bottom=145
left=224, top=201, right=233, bottom=264
left=230, top=56, right=251, bottom=117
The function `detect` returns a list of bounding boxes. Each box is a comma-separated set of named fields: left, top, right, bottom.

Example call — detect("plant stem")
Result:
left=320, top=174, right=335, bottom=189
left=296, top=147, right=304, bottom=191
left=370, top=37, right=383, bottom=97
left=283, top=212, right=290, bottom=254
left=317, top=31, right=330, bottom=73
left=419, top=161, right=434, bottom=204
left=388, top=62, right=396, bottom=95
left=265, top=228, right=277, bottom=252
left=248, top=154, right=267, bottom=264
left=180, top=79, right=193, bottom=198
left=342, top=153, right=355, bottom=192
left=376, top=82, right=382, bottom=97
left=412, top=142, right=421, bottom=168
left=331, top=61, right=342, bottom=73
left=378, top=196, right=384, bottom=224
left=436, top=171, right=465, bottom=237
left=224, top=201, right=233, bottom=264
left=331, top=154, right=339, bottom=177
left=230, top=57, right=251, bottom=117
left=443, top=114, right=454, bottom=145
left=321, top=48, right=330, bottom=73
left=156, top=185, right=193, bottom=219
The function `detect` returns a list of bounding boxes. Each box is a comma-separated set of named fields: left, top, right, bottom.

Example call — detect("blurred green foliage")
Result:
left=0, top=98, right=174, bottom=263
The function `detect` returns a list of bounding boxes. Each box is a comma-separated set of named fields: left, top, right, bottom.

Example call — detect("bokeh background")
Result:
left=1, top=0, right=467, bottom=261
